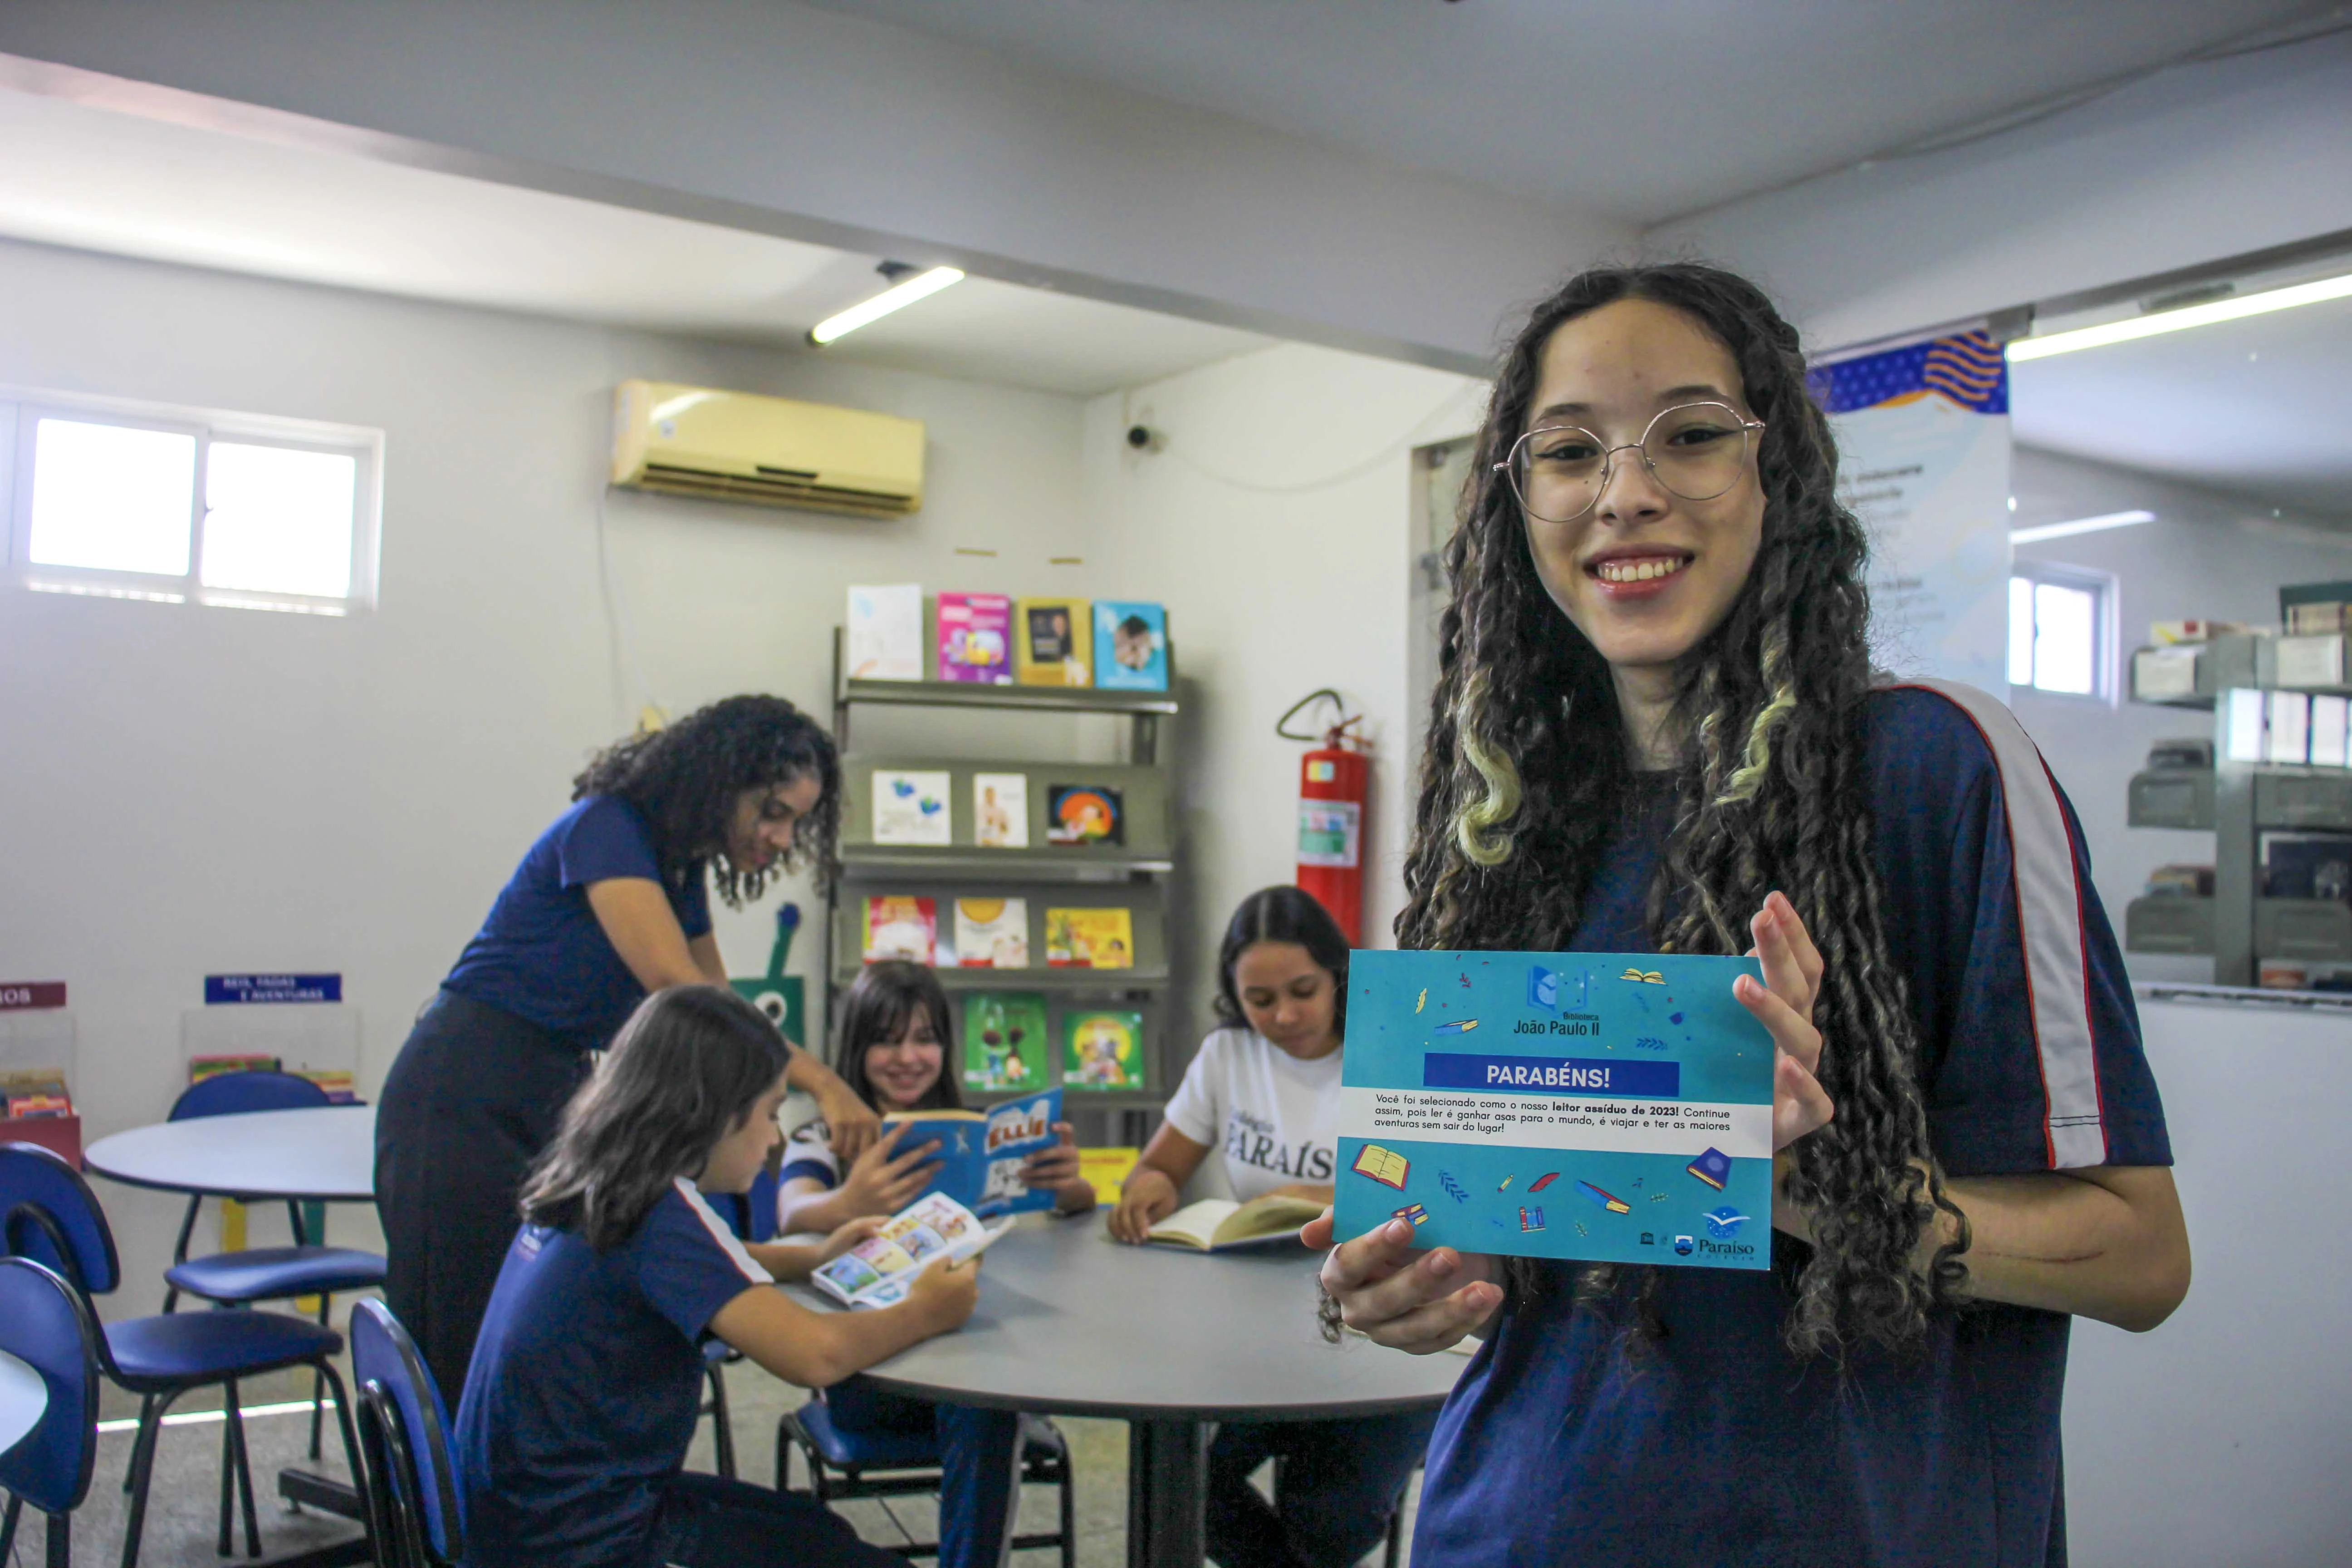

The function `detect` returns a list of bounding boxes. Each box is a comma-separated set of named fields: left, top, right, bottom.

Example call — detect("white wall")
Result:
left=1080, top=345, right=1486, bottom=1067
left=0, top=0, right=1628, bottom=372
left=2008, top=446, right=2352, bottom=979
left=0, top=235, right=1111, bottom=1297
left=1654, top=31, right=2352, bottom=350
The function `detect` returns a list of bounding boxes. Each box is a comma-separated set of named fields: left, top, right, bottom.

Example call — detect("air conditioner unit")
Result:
left=610, top=379, right=924, bottom=518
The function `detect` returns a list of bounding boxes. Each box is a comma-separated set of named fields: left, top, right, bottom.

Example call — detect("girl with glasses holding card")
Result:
left=1309, top=263, right=2190, bottom=1568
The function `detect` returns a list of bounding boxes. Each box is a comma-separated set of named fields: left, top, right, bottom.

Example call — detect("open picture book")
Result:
left=810, top=1192, right=1009, bottom=1309
left=884, top=1086, right=1062, bottom=1218
left=1144, top=1192, right=1325, bottom=1253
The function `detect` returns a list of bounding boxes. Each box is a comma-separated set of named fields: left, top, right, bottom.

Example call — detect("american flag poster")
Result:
left=1807, top=331, right=2013, bottom=693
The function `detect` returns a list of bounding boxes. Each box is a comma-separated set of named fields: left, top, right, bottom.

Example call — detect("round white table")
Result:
left=82, top=1104, right=378, bottom=1568
left=0, top=1348, right=47, bottom=1463
left=788, top=1214, right=1465, bottom=1568
left=82, top=1105, right=376, bottom=1203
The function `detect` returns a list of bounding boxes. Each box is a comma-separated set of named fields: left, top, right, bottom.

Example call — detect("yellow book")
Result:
left=1351, top=1144, right=1410, bottom=1190
left=1144, top=1193, right=1326, bottom=1253
left=1044, top=907, right=1133, bottom=969
left=1076, top=1147, right=1141, bottom=1205
left=1014, top=597, right=1093, bottom=686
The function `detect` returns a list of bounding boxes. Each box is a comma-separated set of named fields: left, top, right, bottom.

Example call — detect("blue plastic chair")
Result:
left=778, top=1398, right=1076, bottom=1567
left=349, top=1300, right=463, bottom=1568
left=0, top=1257, right=101, bottom=1568
left=696, top=1165, right=782, bottom=1480
left=162, top=1070, right=387, bottom=1461
left=0, top=1141, right=367, bottom=1568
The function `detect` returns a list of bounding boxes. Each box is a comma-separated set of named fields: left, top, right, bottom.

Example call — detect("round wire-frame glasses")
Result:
left=1497, top=401, right=1766, bottom=523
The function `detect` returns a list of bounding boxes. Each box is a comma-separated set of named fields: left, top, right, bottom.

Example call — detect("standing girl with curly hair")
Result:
left=377, top=694, right=882, bottom=1401
left=1310, top=263, right=2190, bottom=1566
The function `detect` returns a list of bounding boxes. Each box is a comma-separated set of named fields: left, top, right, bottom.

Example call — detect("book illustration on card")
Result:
left=1093, top=601, right=1169, bottom=692
left=937, top=592, right=1013, bottom=684
left=1015, top=597, right=1092, bottom=687
left=960, top=992, right=1048, bottom=1090
left=1046, top=784, right=1123, bottom=847
left=846, top=583, right=923, bottom=681
left=882, top=1086, right=1063, bottom=1219
left=1063, top=1009, right=1145, bottom=1090
left=1044, top=907, right=1134, bottom=969
left=862, top=896, right=937, bottom=964
left=973, top=772, right=1029, bottom=848
left=953, top=897, right=1030, bottom=969
left=871, top=769, right=952, bottom=846
left=1142, top=1191, right=1324, bottom=1253
left=1336, top=949, right=1774, bottom=1272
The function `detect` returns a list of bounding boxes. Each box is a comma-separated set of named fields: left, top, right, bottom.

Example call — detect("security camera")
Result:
left=1125, top=424, right=1165, bottom=453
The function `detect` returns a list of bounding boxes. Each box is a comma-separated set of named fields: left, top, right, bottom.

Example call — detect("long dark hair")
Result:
left=520, top=985, right=789, bottom=1249
left=1401, top=261, right=1964, bottom=1357
left=835, top=961, right=961, bottom=1114
left=572, top=694, right=840, bottom=908
left=1213, top=886, right=1350, bottom=1039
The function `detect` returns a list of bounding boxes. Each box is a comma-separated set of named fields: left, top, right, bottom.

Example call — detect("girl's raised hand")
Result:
left=1020, top=1121, right=1082, bottom=1189
left=1736, top=890, right=1835, bottom=1152
left=818, top=1216, right=883, bottom=1262
left=1305, top=1208, right=1502, bottom=1354
left=838, top=1122, right=941, bottom=1217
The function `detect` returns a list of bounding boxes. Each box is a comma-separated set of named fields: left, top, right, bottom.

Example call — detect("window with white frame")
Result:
left=1, top=393, right=380, bottom=614
left=2008, top=561, right=2115, bottom=699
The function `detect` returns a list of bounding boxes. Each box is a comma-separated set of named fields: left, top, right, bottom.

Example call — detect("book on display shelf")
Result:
left=974, top=772, right=1029, bottom=848
left=960, top=992, right=1049, bottom=1091
left=1044, top=907, right=1133, bottom=969
left=937, top=592, right=1014, bottom=683
left=1014, top=597, right=1092, bottom=687
left=953, top=898, right=1030, bottom=969
left=871, top=768, right=952, bottom=846
left=1045, top=784, right=1123, bottom=847
left=1092, top=601, right=1168, bottom=692
left=1062, top=1009, right=1145, bottom=1091
left=845, top=584, right=924, bottom=681
left=862, top=896, right=938, bottom=965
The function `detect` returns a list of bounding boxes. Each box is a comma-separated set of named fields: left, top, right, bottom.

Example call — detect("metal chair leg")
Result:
left=314, top=1359, right=379, bottom=1563
left=309, top=1292, right=332, bottom=1461
left=225, top=1378, right=263, bottom=1558
left=1, top=1492, right=19, bottom=1559
left=1058, top=1441, right=1077, bottom=1568
left=705, top=1361, right=737, bottom=1480
left=122, top=1393, right=156, bottom=1492
left=47, top=1508, right=71, bottom=1568
left=119, top=1387, right=181, bottom=1568
left=218, top=1380, right=239, bottom=1555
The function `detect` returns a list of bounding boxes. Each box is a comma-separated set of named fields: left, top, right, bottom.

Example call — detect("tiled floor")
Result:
left=14, top=1349, right=1419, bottom=1566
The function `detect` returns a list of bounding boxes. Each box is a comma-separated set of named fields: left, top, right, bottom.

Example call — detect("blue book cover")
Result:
left=1337, top=952, right=1774, bottom=1270
left=887, top=1086, right=1063, bottom=1218
left=1092, top=601, right=1168, bottom=691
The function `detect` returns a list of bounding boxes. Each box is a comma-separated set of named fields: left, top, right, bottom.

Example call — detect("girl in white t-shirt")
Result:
left=1109, top=887, right=1435, bottom=1568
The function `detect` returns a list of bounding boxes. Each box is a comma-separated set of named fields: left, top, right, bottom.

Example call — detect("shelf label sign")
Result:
left=0, top=982, right=66, bottom=1011
left=206, top=974, right=342, bottom=1004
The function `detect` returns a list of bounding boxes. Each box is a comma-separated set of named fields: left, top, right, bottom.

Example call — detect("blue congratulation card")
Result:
left=1337, top=951, right=1775, bottom=1271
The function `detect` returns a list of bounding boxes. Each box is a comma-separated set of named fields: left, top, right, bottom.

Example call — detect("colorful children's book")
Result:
left=1014, top=597, right=1093, bottom=686
left=883, top=1086, right=1063, bottom=1217
left=973, top=773, right=1029, bottom=848
left=1093, top=601, right=1169, bottom=691
left=960, top=992, right=1049, bottom=1090
left=1063, top=1009, right=1145, bottom=1090
left=1145, top=1193, right=1324, bottom=1253
left=188, top=1053, right=280, bottom=1083
left=1076, top=1147, right=1140, bottom=1205
left=1044, top=908, right=1134, bottom=969
left=937, top=592, right=1014, bottom=683
left=872, top=768, right=952, bottom=846
left=845, top=583, right=923, bottom=681
left=1046, top=784, right=1123, bottom=847
left=810, top=1192, right=1008, bottom=1308
left=862, top=896, right=938, bottom=964
left=953, top=898, right=1030, bottom=969
left=1336, top=951, right=1774, bottom=1272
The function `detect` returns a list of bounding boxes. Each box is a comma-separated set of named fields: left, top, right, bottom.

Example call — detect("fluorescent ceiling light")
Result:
left=2008, top=272, right=2352, bottom=361
left=2011, top=509, right=2156, bottom=544
left=808, top=267, right=965, bottom=345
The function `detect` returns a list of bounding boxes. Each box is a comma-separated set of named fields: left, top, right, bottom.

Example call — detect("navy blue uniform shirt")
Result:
left=455, top=1179, right=771, bottom=1568
left=1411, top=682, right=2171, bottom=1568
left=443, top=795, right=712, bottom=1051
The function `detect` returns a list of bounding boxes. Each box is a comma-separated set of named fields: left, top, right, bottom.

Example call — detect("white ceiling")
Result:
left=0, top=87, right=1274, bottom=397
left=2010, top=286, right=2352, bottom=519
left=800, top=0, right=2331, bottom=223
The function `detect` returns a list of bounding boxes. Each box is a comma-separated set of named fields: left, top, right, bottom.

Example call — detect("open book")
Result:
left=1145, top=1192, right=1326, bottom=1253
left=884, top=1087, right=1063, bottom=1218
left=811, top=1193, right=1008, bottom=1308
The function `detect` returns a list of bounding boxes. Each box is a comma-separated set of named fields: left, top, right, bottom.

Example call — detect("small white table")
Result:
left=82, top=1104, right=377, bottom=1203
left=0, top=1348, right=46, bottom=1463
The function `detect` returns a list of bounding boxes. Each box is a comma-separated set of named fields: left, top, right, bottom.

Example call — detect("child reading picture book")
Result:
left=882, top=1087, right=1065, bottom=1218
left=813, top=1192, right=1008, bottom=1307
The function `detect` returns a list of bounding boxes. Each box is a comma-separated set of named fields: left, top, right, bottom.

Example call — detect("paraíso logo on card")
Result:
left=1703, top=1206, right=1750, bottom=1239
left=1673, top=1235, right=1695, bottom=1256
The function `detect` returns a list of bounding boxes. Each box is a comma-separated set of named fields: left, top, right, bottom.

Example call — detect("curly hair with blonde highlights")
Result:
left=1398, top=261, right=1966, bottom=1357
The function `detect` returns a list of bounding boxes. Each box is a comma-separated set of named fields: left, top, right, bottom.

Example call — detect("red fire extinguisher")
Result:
left=1279, top=689, right=1371, bottom=947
